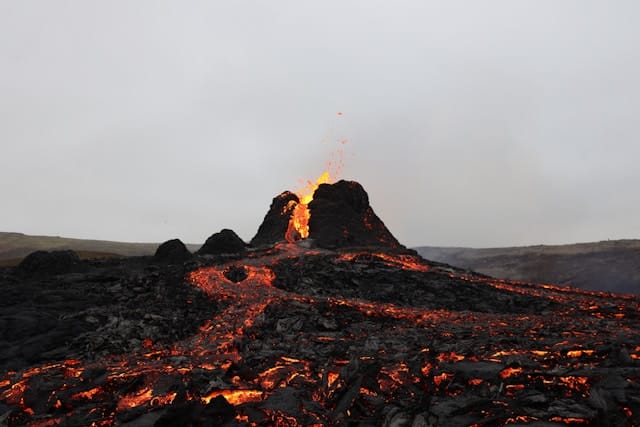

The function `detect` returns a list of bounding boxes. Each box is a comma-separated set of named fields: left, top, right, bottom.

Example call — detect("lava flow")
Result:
left=2, top=244, right=640, bottom=426
left=1, top=180, right=640, bottom=426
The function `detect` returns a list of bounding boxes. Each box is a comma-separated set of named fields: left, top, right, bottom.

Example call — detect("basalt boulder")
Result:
left=198, top=229, right=247, bottom=256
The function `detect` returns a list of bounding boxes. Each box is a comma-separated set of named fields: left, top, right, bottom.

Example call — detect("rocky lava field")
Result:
left=1, top=180, right=640, bottom=426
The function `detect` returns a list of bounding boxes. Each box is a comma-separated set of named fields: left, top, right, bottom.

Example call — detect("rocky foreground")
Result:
left=1, top=243, right=639, bottom=426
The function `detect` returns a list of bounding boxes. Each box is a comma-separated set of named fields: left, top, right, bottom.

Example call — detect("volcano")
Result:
left=252, top=180, right=402, bottom=249
left=1, top=181, right=640, bottom=426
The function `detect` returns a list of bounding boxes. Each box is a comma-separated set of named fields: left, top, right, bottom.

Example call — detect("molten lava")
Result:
left=285, top=171, right=332, bottom=242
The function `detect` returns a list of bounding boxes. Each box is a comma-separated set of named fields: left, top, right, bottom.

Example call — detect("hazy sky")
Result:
left=2, top=1, right=639, bottom=248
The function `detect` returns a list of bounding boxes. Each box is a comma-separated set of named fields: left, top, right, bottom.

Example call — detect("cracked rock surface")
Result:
left=1, top=246, right=639, bottom=426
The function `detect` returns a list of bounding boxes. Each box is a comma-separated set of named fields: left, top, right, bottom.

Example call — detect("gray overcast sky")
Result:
left=1, top=1, right=639, bottom=248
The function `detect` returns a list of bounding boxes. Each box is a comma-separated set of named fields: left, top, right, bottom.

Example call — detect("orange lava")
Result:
left=437, top=351, right=466, bottom=363
left=499, top=367, right=523, bottom=379
left=202, top=390, right=263, bottom=405
left=550, top=417, right=590, bottom=424
left=285, top=171, right=332, bottom=242
left=337, top=252, right=430, bottom=272
left=116, top=387, right=176, bottom=411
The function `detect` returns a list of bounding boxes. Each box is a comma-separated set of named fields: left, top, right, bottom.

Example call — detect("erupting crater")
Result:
left=252, top=177, right=401, bottom=249
left=1, top=180, right=639, bottom=426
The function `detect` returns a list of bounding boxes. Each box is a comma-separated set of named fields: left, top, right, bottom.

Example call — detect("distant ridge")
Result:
left=415, top=239, right=640, bottom=295
left=0, top=232, right=200, bottom=264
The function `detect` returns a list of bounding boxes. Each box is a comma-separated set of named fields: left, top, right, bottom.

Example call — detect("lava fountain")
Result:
left=284, top=171, right=332, bottom=243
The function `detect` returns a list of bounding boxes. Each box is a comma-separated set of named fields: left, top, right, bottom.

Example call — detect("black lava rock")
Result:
left=224, top=265, right=248, bottom=282
left=308, top=180, right=402, bottom=249
left=198, top=229, right=247, bottom=256
left=17, top=250, right=80, bottom=276
left=251, top=191, right=299, bottom=246
left=154, top=239, right=192, bottom=264
left=153, top=395, right=236, bottom=427
left=0, top=256, right=219, bottom=373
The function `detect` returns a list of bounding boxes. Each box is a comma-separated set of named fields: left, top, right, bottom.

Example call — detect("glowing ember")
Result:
left=499, top=367, right=523, bottom=379
left=437, top=351, right=466, bottom=363
left=27, top=419, right=62, bottom=427
left=72, top=387, right=102, bottom=401
left=566, top=349, right=595, bottom=358
left=549, top=417, right=590, bottom=424
left=558, top=376, right=590, bottom=393
left=116, top=388, right=177, bottom=411
left=433, top=373, right=453, bottom=387
left=201, top=390, right=263, bottom=405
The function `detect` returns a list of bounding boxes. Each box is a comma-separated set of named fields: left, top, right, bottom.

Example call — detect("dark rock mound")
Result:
left=308, top=180, right=402, bottom=249
left=154, top=239, right=192, bottom=264
left=17, top=250, right=80, bottom=276
left=198, top=229, right=247, bottom=255
left=251, top=191, right=299, bottom=246
left=223, top=265, right=248, bottom=282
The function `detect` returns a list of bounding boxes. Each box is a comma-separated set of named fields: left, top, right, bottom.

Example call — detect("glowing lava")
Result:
left=285, top=171, right=332, bottom=242
left=2, top=243, right=639, bottom=425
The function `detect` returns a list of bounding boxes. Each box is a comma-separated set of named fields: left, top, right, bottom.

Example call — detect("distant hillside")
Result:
left=0, top=232, right=200, bottom=264
left=415, top=240, right=640, bottom=295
